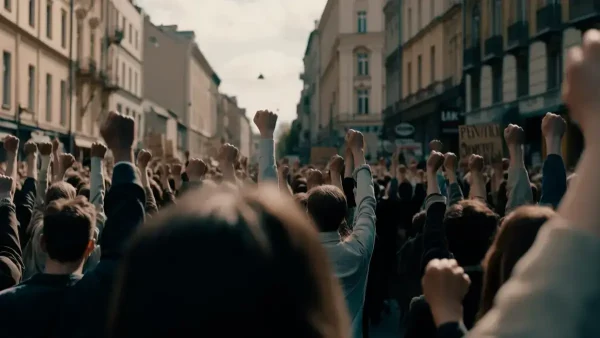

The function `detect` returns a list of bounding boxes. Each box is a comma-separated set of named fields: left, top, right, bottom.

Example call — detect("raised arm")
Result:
left=444, top=152, right=464, bottom=206
left=0, top=175, right=22, bottom=291
left=328, top=155, right=344, bottom=192
left=254, top=110, right=278, bottom=183
left=90, top=143, right=107, bottom=235
left=467, top=154, right=487, bottom=202
left=217, top=143, right=240, bottom=184
left=539, top=113, right=567, bottom=208
left=16, top=142, right=38, bottom=244
left=504, top=124, right=533, bottom=213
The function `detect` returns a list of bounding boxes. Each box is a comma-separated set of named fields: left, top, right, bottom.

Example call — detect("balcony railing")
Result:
left=335, top=112, right=383, bottom=124
left=107, top=28, right=124, bottom=45
left=483, top=36, right=503, bottom=62
left=507, top=21, right=529, bottom=51
left=569, top=0, right=600, bottom=22
left=536, top=3, right=561, bottom=35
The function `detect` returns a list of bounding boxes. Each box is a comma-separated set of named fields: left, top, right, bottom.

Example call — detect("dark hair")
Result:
left=478, top=205, right=553, bottom=320
left=45, top=181, right=77, bottom=206
left=42, top=196, right=95, bottom=263
left=444, top=199, right=499, bottom=266
left=77, top=184, right=90, bottom=201
left=108, top=184, right=350, bottom=338
left=411, top=210, right=427, bottom=235
left=65, top=172, right=84, bottom=190
left=306, top=185, right=348, bottom=232
left=398, top=181, right=413, bottom=201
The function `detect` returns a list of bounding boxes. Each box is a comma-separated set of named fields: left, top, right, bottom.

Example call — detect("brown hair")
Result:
left=477, top=205, right=554, bottom=320
left=45, top=181, right=77, bottom=206
left=108, top=183, right=350, bottom=338
left=306, top=185, right=348, bottom=233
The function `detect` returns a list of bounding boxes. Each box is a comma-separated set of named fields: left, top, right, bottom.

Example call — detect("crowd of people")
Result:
left=1, top=29, right=600, bottom=338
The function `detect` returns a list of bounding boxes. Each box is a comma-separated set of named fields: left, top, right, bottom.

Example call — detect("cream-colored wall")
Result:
left=188, top=56, right=215, bottom=137
left=110, top=0, right=143, bottom=62
left=239, top=115, right=251, bottom=158
left=402, top=24, right=443, bottom=97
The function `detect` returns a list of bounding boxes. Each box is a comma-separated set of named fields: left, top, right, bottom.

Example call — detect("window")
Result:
left=2, top=52, right=11, bottom=107
left=128, top=67, right=132, bottom=91
left=116, top=103, right=122, bottom=113
left=45, top=0, right=52, bottom=38
left=135, top=30, right=138, bottom=49
left=357, top=52, right=369, bottom=76
left=28, top=65, right=35, bottom=111
left=29, top=0, right=35, bottom=27
left=45, top=74, right=52, bottom=121
left=407, top=62, right=412, bottom=94
left=492, top=63, right=503, bottom=103
left=61, top=9, right=67, bottom=48
left=60, top=80, right=66, bottom=125
left=516, top=0, right=526, bottom=21
left=547, top=48, right=561, bottom=90
left=128, top=24, right=132, bottom=43
left=4, top=0, right=11, bottom=11
left=121, top=17, right=125, bottom=31
left=417, top=54, right=422, bottom=89
left=134, top=71, right=138, bottom=95
left=430, top=46, right=435, bottom=83
left=516, top=55, right=528, bottom=97
left=90, top=31, right=96, bottom=61
left=471, top=72, right=481, bottom=109
left=408, top=8, right=412, bottom=38
left=491, top=0, right=502, bottom=36
left=430, top=0, right=435, bottom=20
left=357, top=89, right=369, bottom=114
left=357, top=11, right=367, bottom=33
left=121, top=62, right=125, bottom=87
left=471, top=4, right=480, bottom=46
left=126, top=107, right=130, bottom=116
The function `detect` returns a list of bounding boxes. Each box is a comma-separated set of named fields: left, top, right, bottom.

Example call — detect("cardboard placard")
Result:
left=310, top=147, right=338, bottom=165
left=458, top=123, right=503, bottom=164
left=144, top=133, right=165, bottom=159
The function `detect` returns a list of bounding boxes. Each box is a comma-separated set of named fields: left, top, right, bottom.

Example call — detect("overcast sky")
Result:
left=137, top=0, right=327, bottom=132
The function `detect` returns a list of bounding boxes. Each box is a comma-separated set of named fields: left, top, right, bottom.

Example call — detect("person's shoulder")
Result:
left=0, top=282, right=30, bottom=305
left=409, top=295, right=427, bottom=310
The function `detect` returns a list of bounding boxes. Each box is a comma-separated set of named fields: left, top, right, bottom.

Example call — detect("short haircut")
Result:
left=65, top=172, right=84, bottom=190
left=444, top=199, right=498, bottom=266
left=43, top=196, right=96, bottom=263
left=306, top=185, right=347, bottom=232
left=45, top=181, right=77, bottom=206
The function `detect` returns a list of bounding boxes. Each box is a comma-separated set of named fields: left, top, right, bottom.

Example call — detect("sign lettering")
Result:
left=458, top=123, right=503, bottom=164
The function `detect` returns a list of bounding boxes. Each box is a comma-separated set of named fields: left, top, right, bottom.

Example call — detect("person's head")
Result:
left=478, top=205, right=554, bottom=319
left=306, top=185, right=348, bottom=233
left=77, top=184, right=90, bottom=201
left=398, top=181, right=413, bottom=201
left=444, top=199, right=499, bottom=266
left=42, top=196, right=96, bottom=270
left=65, top=172, right=84, bottom=190
left=45, top=181, right=77, bottom=207
left=108, top=184, right=350, bottom=338
left=412, top=210, right=427, bottom=235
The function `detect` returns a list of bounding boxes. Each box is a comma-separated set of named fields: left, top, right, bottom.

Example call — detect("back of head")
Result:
left=478, top=205, right=554, bottom=319
left=306, top=185, right=348, bottom=233
left=65, top=172, right=84, bottom=190
left=398, top=181, right=413, bottom=201
left=444, top=199, right=498, bottom=266
left=45, top=181, right=77, bottom=207
left=43, top=196, right=96, bottom=263
left=108, top=184, right=349, bottom=338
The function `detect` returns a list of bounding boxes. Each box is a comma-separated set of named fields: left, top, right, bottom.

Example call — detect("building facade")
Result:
left=298, top=21, right=319, bottom=156
left=463, top=0, right=588, bottom=167
left=383, top=0, right=463, bottom=156
left=317, top=0, right=386, bottom=160
left=239, top=113, right=251, bottom=159
left=0, top=0, right=85, bottom=153
left=219, top=93, right=252, bottom=158
left=143, top=18, right=220, bottom=158
left=383, top=0, right=402, bottom=146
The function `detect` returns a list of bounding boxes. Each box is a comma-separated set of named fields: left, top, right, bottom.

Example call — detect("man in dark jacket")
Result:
left=55, top=111, right=146, bottom=338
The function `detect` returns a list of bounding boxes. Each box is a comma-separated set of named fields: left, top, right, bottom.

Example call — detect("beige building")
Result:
left=386, top=0, right=463, bottom=153
left=318, top=0, right=386, bottom=160
left=220, top=94, right=251, bottom=158
left=0, top=0, right=80, bottom=146
left=143, top=19, right=220, bottom=158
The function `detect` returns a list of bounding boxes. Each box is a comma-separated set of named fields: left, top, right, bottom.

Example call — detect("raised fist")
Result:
left=278, top=164, right=290, bottom=178
left=91, top=142, right=107, bottom=159
left=422, top=259, right=471, bottom=326
left=136, top=149, right=152, bottom=168
left=172, top=163, right=183, bottom=176
left=187, top=158, right=208, bottom=181
left=59, top=153, right=75, bottom=171
left=23, top=142, right=37, bottom=156
left=541, top=112, right=566, bottom=139
left=409, top=159, right=418, bottom=173
left=52, top=138, right=60, bottom=153
left=562, top=29, right=600, bottom=134
left=3, top=135, right=19, bottom=154
left=429, top=139, right=443, bottom=152
left=100, top=111, right=135, bottom=150
left=416, top=169, right=425, bottom=182
left=0, top=175, right=14, bottom=197
left=38, top=142, right=52, bottom=156
left=217, top=143, right=239, bottom=164
left=345, top=129, right=365, bottom=151
left=328, top=155, right=344, bottom=173
left=398, top=165, right=407, bottom=175
left=159, top=163, right=171, bottom=177
left=426, top=151, right=444, bottom=172
left=468, top=154, right=484, bottom=172
left=253, top=110, right=278, bottom=138
left=503, top=124, right=525, bottom=146
left=443, top=152, right=457, bottom=172
left=240, top=156, right=248, bottom=169
left=307, top=169, right=325, bottom=189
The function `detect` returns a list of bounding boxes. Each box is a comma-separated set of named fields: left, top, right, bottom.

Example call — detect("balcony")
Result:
left=483, top=36, right=503, bottom=64
left=107, top=28, right=125, bottom=45
left=100, top=72, right=119, bottom=93
left=464, top=44, right=481, bottom=71
left=535, top=3, right=561, bottom=41
left=506, top=21, right=529, bottom=54
left=75, top=58, right=98, bottom=79
left=335, top=112, right=383, bottom=124
left=569, top=0, right=600, bottom=29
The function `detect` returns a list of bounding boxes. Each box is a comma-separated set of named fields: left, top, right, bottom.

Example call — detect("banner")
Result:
left=458, top=123, right=503, bottom=164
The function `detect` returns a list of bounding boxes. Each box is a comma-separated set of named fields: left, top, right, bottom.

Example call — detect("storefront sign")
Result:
left=440, top=110, right=463, bottom=134
left=394, top=123, right=415, bottom=137
left=458, top=123, right=503, bottom=164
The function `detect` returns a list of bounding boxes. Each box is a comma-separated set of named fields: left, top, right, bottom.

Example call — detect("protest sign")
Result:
left=458, top=123, right=503, bottom=164
left=144, top=133, right=165, bottom=158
